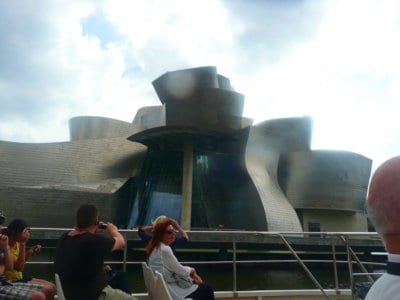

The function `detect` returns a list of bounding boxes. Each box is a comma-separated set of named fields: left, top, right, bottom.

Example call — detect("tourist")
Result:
left=54, top=204, right=137, bottom=300
left=138, top=216, right=189, bottom=252
left=0, top=211, right=47, bottom=300
left=365, top=156, right=400, bottom=299
left=2, top=218, right=55, bottom=300
left=146, top=217, right=214, bottom=300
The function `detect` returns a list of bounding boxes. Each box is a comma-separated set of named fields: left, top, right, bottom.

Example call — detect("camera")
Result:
left=98, top=222, right=107, bottom=229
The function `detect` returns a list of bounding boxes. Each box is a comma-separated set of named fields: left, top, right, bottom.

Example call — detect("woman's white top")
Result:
left=148, top=242, right=198, bottom=299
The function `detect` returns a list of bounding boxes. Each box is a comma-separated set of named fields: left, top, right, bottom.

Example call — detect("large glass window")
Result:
left=192, top=152, right=265, bottom=230
left=129, top=147, right=266, bottom=230
left=128, top=149, right=183, bottom=227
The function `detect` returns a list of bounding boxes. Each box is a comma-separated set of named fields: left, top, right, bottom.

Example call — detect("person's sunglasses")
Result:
left=164, top=230, right=176, bottom=235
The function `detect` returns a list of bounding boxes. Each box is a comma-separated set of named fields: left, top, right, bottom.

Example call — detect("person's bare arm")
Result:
left=190, top=267, right=203, bottom=284
left=171, top=219, right=189, bottom=240
left=105, top=223, right=126, bottom=251
left=26, top=245, right=41, bottom=260
left=14, top=228, right=31, bottom=271
left=0, top=235, right=13, bottom=270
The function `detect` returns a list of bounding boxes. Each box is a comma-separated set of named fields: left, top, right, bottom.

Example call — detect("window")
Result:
left=308, top=222, right=320, bottom=232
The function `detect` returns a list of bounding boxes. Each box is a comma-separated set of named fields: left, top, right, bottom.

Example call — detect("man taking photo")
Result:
left=54, top=204, right=137, bottom=300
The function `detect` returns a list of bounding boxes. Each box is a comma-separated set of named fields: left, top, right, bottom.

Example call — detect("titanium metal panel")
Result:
left=244, top=117, right=312, bottom=231
left=0, top=66, right=373, bottom=231
left=282, top=150, right=372, bottom=212
left=0, top=136, right=147, bottom=227
left=152, top=66, right=219, bottom=104
left=69, top=116, right=139, bottom=141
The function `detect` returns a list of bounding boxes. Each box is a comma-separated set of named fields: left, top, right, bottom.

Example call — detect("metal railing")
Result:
left=27, top=228, right=385, bottom=300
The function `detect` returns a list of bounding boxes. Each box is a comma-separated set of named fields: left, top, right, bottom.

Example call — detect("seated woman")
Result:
left=139, top=216, right=189, bottom=252
left=2, top=219, right=56, bottom=300
left=0, top=213, right=47, bottom=300
left=146, top=218, right=214, bottom=300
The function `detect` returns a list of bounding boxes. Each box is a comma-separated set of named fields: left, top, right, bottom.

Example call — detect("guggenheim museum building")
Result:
left=0, top=66, right=372, bottom=232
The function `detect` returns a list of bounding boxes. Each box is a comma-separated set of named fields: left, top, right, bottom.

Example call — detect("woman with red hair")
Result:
left=146, top=218, right=214, bottom=300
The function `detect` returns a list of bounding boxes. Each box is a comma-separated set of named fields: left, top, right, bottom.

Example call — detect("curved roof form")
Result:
left=69, top=116, right=139, bottom=141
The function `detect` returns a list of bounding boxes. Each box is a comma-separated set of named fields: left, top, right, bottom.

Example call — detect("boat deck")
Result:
left=30, top=229, right=383, bottom=300
left=133, top=289, right=352, bottom=299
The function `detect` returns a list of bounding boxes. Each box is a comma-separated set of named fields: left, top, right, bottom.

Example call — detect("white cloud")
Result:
left=0, top=0, right=399, bottom=171
left=237, top=0, right=400, bottom=170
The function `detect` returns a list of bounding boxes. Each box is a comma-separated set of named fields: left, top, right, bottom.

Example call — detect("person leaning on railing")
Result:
left=365, top=156, right=400, bottom=299
left=146, top=217, right=214, bottom=300
left=0, top=211, right=48, bottom=300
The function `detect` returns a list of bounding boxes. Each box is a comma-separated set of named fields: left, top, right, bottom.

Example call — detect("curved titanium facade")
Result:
left=281, top=150, right=372, bottom=212
left=69, top=116, right=139, bottom=141
left=0, top=66, right=372, bottom=231
left=244, top=117, right=312, bottom=231
left=0, top=120, right=147, bottom=227
left=128, top=67, right=262, bottom=230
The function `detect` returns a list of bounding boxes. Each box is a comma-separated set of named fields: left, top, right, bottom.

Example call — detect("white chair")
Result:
left=142, top=262, right=192, bottom=300
left=54, top=273, right=66, bottom=300
left=141, top=262, right=154, bottom=298
left=154, top=270, right=173, bottom=300
left=141, top=262, right=173, bottom=300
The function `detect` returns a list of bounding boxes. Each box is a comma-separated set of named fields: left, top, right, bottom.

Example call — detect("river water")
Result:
left=26, top=262, right=357, bottom=293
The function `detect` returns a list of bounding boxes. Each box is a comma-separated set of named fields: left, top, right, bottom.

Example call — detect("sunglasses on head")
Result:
left=164, top=229, right=176, bottom=235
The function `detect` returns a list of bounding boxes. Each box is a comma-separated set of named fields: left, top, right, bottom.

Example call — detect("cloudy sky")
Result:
left=1, top=0, right=399, bottom=170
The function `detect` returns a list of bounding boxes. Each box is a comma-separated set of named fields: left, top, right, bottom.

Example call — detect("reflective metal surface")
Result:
left=0, top=67, right=372, bottom=231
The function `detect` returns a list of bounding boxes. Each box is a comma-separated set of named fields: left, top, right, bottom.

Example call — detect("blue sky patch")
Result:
left=81, top=11, right=120, bottom=48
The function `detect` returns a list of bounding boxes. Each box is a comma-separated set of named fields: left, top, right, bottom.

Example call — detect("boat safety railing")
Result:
left=27, top=228, right=384, bottom=300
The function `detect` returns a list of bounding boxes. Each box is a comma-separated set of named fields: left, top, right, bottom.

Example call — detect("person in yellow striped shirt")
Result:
left=3, top=219, right=55, bottom=300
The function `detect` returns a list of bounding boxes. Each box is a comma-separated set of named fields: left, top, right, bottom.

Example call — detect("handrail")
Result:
left=353, top=273, right=384, bottom=276
left=27, top=228, right=385, bottom=297
left=232, top=240, right=237, bottom=296
left=24, top=259, right=385, bottom=266
left=339, top=235, right=375, bottom=283
left=30, top=227, right=383, bottom=236
left=277, top=233, right=331, bottom=299
left=332, top=241, right=339, bottom=291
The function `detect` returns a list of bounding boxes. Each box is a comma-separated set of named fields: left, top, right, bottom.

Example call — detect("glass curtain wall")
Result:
left=128, top=149, right=183, bottom=227
left=129, top=147, right=264, bottom=230
left=192, top=152, right=264, bottom=230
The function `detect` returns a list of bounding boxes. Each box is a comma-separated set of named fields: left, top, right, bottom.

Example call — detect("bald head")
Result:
left=367, top=156, right=400, bottom=237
